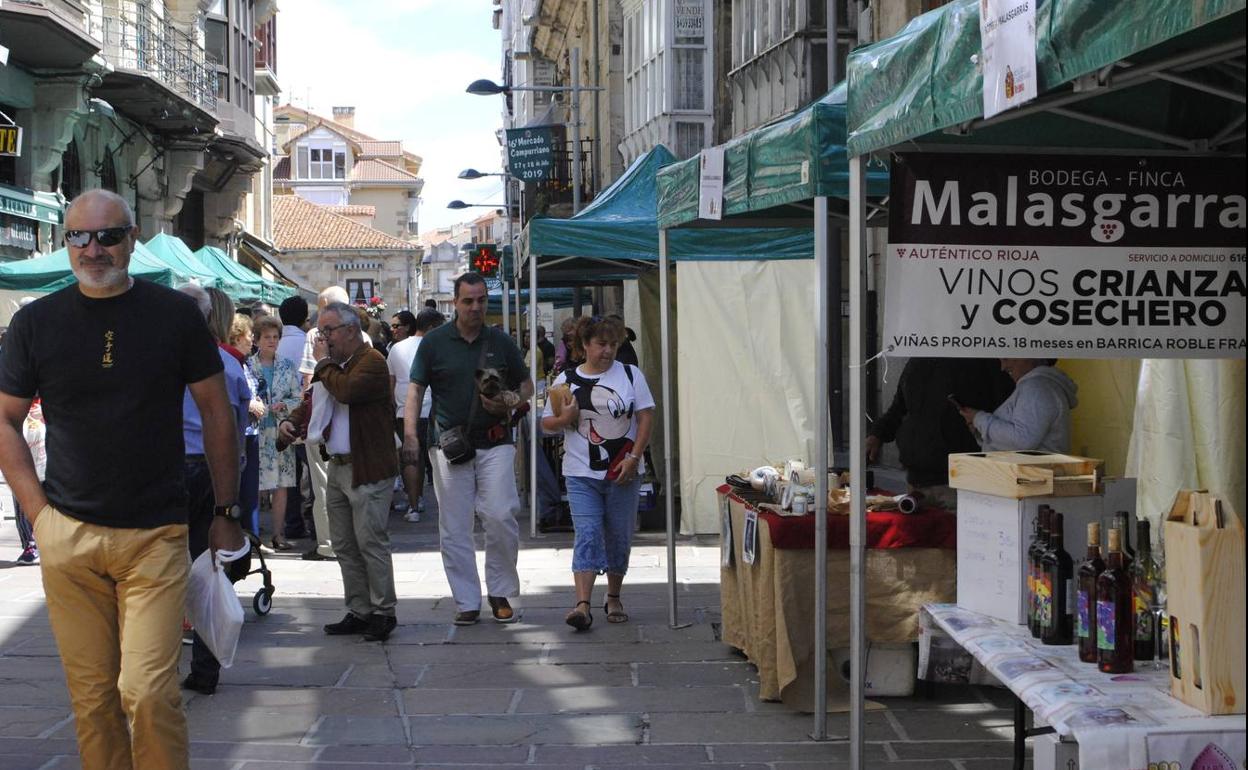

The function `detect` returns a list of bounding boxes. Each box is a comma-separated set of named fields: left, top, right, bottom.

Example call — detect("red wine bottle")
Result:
left=1076, top=522, right=1105, bottom=663
left=1041, top=512, right=1074, bottom=645
left=1133, top=520, right=1158, bottom=661
left=1114, top=510, right=1136, bottom=566
left=1097, top=528, right=1134, bottom=673
left=1028, top=506, right=1051, bottom=637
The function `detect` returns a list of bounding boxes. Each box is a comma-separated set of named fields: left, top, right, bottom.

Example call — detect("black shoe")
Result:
left=324, top=613, right=370, bottom=635
left=181, top=673, right=217, bottom=695
left=301, top=548, right=333, bottom=561
left=363, top=613, right=397, bottom=642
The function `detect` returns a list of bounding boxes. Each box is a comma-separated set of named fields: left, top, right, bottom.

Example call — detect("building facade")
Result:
left=0, top=0, right=280, bottom=271
left=272, top=104, right=424, bottom=241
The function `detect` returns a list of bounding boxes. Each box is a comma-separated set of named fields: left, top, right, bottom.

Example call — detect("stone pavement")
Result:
left=0, top=484, right=1027, bottom=769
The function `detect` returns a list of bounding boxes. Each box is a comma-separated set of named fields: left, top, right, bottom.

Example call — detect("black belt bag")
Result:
left=439, top=425, right=475, bottom=465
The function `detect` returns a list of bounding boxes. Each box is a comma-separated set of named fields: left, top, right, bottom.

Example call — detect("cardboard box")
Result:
left=949, top=451, right=1104, bottom=498
left=956, top=479, right=1136, bottom=624
left=1165, top=490, right=1245, bottom=715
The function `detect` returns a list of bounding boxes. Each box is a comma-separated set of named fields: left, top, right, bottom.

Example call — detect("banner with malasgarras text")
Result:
left=883, top=152, right=1246, bottom=359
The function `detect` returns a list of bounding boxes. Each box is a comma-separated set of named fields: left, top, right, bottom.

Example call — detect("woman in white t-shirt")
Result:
left=541, top=315, right=655, bottom=630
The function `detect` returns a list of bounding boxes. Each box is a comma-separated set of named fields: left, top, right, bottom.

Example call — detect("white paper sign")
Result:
left=698, top=146, right=725, bottom=221
left=742, top=507, right=758, bottom=565
left=884, top=152, right=1247, bottom=359
left=979, top=0, right=1037, bottom=119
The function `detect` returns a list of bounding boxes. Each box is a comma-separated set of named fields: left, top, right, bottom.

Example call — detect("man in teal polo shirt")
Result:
left=403, top=272, right=532, bottom=625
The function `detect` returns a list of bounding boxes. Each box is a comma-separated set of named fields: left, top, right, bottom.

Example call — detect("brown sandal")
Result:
left=604, top=594, right=629, bottom=623
left=565, top=601, right=593, bottom=631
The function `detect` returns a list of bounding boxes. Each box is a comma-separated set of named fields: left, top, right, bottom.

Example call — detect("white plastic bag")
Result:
left=185, top=543, right=249, bottom=668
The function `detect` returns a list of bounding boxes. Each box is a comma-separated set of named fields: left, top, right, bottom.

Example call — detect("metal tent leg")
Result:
left=848, top=156, right=868, bottom=770
left=658, top=229, right=682, bottom=629
left=812, top=196, right=830, bottom=738
left=529, top=252, right=539, bottom=540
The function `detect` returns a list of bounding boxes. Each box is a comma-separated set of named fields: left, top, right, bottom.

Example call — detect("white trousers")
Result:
left=429, top=444, right=521, bottom=611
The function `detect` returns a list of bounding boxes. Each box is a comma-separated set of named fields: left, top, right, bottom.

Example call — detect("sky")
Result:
left=278, top=1, right=508, bottom=235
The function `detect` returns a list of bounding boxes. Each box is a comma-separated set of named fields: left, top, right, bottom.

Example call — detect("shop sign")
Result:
left=505, top=126, right=556, bottom=183
left=979, top=0, right=1037, bottom=119
left=0, top=213, right=37, bottom=251
left=698, top=146, right=725, bottom=220
left=883, top=152, right=1247, bottom=359
left=675, top=0, right=705, bottom=43
left=0, top=125, right=21, bottom=157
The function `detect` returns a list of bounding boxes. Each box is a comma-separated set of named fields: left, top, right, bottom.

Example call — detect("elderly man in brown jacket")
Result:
left=280, top=301, right=400, bottom=641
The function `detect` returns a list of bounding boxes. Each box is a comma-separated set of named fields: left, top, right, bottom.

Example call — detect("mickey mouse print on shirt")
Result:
left=544, top=361, right=655, bottom=481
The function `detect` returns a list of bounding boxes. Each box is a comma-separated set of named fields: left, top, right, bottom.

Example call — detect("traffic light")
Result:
left=471, top=243, right=500, bottom=277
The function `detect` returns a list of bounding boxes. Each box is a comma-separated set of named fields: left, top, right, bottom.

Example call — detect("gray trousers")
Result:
left=325, top=463, right=398, bottom=618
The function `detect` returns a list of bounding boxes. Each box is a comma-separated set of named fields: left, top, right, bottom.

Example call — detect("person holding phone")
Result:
left=541, top=315, right=655, bottom=630
left=867, top=357, right=1013, bottom=510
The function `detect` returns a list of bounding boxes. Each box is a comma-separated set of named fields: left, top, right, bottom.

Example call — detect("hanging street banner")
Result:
left=979, top=0, right=1037, bottom=119
left=884, top=152, right=1246, bottom=359
left=505, top=126, right=556, bottom=183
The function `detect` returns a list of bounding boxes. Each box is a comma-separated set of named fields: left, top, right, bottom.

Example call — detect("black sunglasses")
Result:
left=65, top=227, right=132, bottom=248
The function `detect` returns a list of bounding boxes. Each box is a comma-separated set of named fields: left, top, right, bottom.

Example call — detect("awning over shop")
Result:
left=845, top=0, right=1246, bottom=156
left=238, top=234, right=318, bottom=301
left=656, top=84, right=891, bottom=229
left=0, top=241, right=188, bottom=291
left=0, top=184, right=63, bottom=225
left=194, top=245, right=296, bottom=304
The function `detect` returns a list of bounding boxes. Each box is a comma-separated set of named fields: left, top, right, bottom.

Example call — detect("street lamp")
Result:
left=465, top=47, right=603, bottom=214
left=447, top=200, right=504, bottom=212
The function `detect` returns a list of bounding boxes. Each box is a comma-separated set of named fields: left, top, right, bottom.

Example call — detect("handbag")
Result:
left=438, top=341, right=491, bottom=465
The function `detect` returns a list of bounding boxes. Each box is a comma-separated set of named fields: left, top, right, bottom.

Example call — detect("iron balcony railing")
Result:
left=91, top=2, right=217, bottom=112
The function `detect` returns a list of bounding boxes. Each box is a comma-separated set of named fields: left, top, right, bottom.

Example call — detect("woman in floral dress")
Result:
left=247, top=315, right=304, bottom=550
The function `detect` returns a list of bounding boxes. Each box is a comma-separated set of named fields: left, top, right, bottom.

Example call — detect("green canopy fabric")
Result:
left=0, top=241, right=187, bottom=291
left=846, top=0, right=1246, bottom=156
left=656, top=83, right=892, bottom=229
left=194, top=245, right=294, bottom=304
left=526, top=145, right=815, bottom=267
left=145, top=233, right=248, bottom=300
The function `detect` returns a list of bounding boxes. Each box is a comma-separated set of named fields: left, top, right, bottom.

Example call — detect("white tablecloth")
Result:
left=924, top=603, right=1245, bottom=770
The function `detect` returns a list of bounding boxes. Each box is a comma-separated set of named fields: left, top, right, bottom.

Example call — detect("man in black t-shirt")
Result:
left=0, top=189, right=243, bottom=770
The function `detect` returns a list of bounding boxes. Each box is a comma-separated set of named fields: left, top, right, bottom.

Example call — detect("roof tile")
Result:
left=273, top=195, right=416, bottom=251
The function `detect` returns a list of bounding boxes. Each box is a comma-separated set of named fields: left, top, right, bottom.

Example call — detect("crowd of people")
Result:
left=0, top=188, right=659, bottom=770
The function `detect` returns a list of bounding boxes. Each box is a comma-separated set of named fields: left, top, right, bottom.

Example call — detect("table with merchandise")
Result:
left=921, top=603, right=1245, bottom=770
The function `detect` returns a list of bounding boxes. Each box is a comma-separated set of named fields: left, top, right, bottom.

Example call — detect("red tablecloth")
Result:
left=717, top=484, right=956, bottom=551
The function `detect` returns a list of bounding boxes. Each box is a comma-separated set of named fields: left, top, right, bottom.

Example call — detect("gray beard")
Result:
left=73, top=265, right=129, bottom=291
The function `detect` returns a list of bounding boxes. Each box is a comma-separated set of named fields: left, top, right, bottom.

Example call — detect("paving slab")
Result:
left=304, top=715, right=408, bottom=745
left=515, top=684, right=751, bottom=715
left=406, top=713, right=642, bottom=745
left=413, top=661, right=635, bottom=689
left=401, top=687, right=515, bottom=715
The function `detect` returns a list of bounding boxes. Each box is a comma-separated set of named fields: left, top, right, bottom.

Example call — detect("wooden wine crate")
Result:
left=1165, top=490, right=1245, bottom=716
left=948, top=451, right=1104, bottom=499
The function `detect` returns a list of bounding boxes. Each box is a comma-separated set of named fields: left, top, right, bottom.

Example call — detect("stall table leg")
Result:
left=1013, top=694, right=1055, bottom=770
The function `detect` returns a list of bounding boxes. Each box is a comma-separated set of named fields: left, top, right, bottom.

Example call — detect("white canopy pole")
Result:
left=529, top=249, right=539, bottom=539
left=847, top=155, right=868, bottom=769
left=812, top=196, right=830, bottom=736
left=659, top=228, right=679, bottom=628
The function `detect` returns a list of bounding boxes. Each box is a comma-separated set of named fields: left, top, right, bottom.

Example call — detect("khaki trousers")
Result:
left=324, top=464, right=398, bottom=618
left=34, top=505, right=190, bottom=770
left=306, top=444, right=335, bottom=556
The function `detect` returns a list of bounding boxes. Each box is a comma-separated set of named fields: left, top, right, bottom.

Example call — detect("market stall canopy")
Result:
left=524, top=145, right=813, bottom=284
left=194, top=245, right=296, bottom=304
left=0, top=241, right=186, bottom=291
left=845, top=0, right=1246, bottom=156
left=656, top=83, right=892, bottom=230
left=145, top=233, right=248, bottom=300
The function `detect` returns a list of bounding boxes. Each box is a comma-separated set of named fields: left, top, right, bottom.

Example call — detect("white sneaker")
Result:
left=404, top=508, right=421, bottom=523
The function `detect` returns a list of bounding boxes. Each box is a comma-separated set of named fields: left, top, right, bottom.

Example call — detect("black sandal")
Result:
left=565, top=600, right=593, bottom=631
left=604, top=593, right=629, bottom=623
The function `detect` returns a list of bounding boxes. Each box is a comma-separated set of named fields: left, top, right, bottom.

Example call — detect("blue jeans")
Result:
left=565, top=475, right=640, bottom=575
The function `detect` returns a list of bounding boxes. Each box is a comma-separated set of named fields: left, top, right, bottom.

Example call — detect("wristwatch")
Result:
left=213, top=503, right=242, bottom=523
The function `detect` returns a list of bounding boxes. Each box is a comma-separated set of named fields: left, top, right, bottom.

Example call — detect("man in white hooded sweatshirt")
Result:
left=958, top=359, right=1078, bottom=453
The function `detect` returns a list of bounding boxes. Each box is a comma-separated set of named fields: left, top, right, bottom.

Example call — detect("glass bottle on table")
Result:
left=1097, top=527, right=1134, bottom=673
left=1114, top=510, right=1136, bottom=566
left=1133, top=520, right=1159, bottom=661
left=1028, top=506, right=1051, bottom=638
left=1041, top=512, right=1074, bottom=645
left=1076, top=522, right=1106, bottom=662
